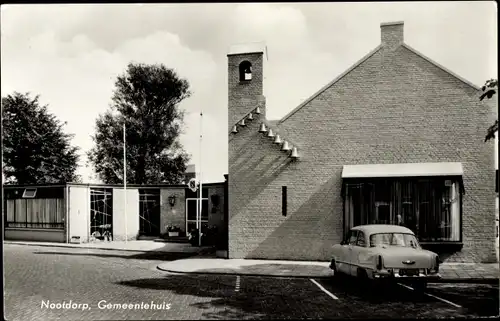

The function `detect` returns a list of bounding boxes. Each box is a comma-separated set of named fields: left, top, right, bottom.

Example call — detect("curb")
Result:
left=155, top=265, right=335, bottom=279
left=156, top=265, right=500, bottom=284
left=4, top=241, right=214, bottom=256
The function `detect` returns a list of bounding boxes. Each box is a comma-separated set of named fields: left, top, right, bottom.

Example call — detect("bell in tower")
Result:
left=239, top=61, right=252, bottom=81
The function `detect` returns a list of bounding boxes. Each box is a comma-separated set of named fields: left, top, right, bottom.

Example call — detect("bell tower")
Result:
left=227, top=42, right=266, bottom=131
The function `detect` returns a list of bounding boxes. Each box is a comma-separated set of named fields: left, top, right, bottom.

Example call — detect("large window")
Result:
left=343, top=178, right=462, bottom=242
left=4, top=187, right=65, bottom=229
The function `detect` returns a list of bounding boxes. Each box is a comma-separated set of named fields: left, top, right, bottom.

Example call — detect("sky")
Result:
left=1, top=2, right=498, bottom=183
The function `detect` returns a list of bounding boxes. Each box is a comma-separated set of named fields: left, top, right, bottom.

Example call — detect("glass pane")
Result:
left=187, top=200, right=198, bottom=221
left=344, top=178, right=461, bottom=242
left=349, top=231, right=358, bottom=244
left=357, top=232, right=366, bottom=246
left=376, top=203, right=391, bottom=224
left=202, top=200, right=208, bottom=220
left=187, top=199, right=208, bottom=221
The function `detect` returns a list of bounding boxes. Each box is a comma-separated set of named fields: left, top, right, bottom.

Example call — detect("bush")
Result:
left=188, top=225, right=218, bottom=246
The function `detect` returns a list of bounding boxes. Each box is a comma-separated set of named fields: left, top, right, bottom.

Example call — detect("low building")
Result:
left=3, top=168, right=226, bottom=243
left=227, top=21, right=497, bottom=262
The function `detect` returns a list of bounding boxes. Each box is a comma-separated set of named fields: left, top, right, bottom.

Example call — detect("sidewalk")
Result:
left=4, top=240, right=215, bottom=254
left=157, top=258, right=500, bottom=284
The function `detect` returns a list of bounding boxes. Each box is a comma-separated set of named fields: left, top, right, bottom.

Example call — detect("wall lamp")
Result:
left=168, top=195, right=176, bottom=207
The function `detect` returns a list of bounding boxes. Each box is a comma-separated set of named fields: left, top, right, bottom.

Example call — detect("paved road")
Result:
left=4, top=244, right=499, bottom=320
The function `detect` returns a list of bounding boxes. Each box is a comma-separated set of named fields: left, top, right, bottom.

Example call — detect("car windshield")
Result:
left=369, top=233, right=419, bottom=249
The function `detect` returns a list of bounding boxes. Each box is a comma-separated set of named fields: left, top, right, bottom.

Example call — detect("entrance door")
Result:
left=185, top=198, right=209, bottom=234
left=139, top=189, right=161, bottom=236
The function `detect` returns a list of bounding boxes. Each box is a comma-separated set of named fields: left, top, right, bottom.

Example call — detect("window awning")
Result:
left=341, top=162, right=464, bottom=179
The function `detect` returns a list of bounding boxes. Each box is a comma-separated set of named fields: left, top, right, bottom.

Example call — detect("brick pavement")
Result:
left=4, top=244, right=497, bottom=319
left=157, top=258, right=499, bottom=283
left=3, top=244, right=223, bottom=320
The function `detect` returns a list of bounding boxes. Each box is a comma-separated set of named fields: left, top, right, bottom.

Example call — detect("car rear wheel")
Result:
left=412, top=281, right=428, bottom=293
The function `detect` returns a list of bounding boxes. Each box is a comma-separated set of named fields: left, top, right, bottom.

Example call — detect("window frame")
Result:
left=347, top=230, right=359, bottom=245
left=356, top=231, right=367, bottom=247
left=22, top=188, right=37, bottom=198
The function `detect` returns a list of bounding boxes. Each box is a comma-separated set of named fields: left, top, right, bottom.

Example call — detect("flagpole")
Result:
left=123, top=122, right=128, bottom=244
left=198, top=110, right=203, bottom=247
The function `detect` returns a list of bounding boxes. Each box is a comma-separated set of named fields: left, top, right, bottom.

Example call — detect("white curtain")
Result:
left=451, top=182, right=460, bottom=241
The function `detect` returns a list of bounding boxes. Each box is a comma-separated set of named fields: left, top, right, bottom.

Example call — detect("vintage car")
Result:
left=330, top=224, right=441, bottom=290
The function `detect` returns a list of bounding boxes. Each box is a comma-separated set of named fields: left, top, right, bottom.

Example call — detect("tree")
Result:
left=481, top=78, right=498, bottom=142
left=2, top=92, right=80, bottom=184
left=88, top=63, right=191, bottom=185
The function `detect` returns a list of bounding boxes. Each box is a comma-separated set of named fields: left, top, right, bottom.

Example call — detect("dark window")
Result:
left=496, top=169, right=498, bottom=193
left=239, top=61, right=252, bottom=81
left=186, top=199, right=208, bottom=221
left=5, top=187, right=63, bottom=199
left=282, top=186, right=287, bottom=216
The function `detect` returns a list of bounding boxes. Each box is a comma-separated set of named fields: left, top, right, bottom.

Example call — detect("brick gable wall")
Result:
left=228, top=44, right=497, bottom=263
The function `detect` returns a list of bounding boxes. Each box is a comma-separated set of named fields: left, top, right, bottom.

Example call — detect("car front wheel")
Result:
left=330, top=259, right=340, bottom=278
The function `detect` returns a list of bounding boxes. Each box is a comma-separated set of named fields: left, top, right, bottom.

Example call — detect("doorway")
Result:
left=139, top=189, right=161, bottom=236
left=90, top=188, right=113, bottom=240
left=185, top=198, right=208, bottom=234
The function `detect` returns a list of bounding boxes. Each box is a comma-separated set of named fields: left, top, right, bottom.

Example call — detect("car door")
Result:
left=335, top=230, right=357, bottom=275
left=350, top=231, right=367, bottom=276
left=345, top=230, right=359, bottom=276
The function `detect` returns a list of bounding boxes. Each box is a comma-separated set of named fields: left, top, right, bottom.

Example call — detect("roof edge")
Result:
left=401, top=43, right=481, bottom=91
left=278, top=44, right=383, bottom=124
left=227, top=51, right=264, bottom=57
left=380, top=21, right=404, bottom=27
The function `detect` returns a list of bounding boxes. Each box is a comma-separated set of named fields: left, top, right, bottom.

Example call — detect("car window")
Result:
left=348, top=230, right=358, bottom=245
left=370, top=233, right=420, bottom=248
left=356, top=232, right=366, bottom=247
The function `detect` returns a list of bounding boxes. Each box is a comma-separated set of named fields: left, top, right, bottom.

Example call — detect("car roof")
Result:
left=351, top=224, right=414, bottom=235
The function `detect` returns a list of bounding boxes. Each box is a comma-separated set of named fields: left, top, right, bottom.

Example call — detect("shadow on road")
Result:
left=115, top=274, right=475, bottom=319
left=117, top=274, right=337, bottom=319
left=427, top=284, right=500, bottom=317
left=33, top=251, right=200, bottom=261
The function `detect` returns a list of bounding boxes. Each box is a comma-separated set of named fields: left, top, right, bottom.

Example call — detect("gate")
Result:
left=139, top=189, right=161, bottom=236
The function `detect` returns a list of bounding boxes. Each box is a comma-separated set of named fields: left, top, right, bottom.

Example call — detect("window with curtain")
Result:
left=343, top=178, right=461, bottom=242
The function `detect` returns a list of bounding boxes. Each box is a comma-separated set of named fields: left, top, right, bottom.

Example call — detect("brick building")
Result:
left=227, top=21, right=497, bottom=263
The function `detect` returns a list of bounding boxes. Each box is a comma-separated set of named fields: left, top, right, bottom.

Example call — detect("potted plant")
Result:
left=166, top=225, right=181, bottom=237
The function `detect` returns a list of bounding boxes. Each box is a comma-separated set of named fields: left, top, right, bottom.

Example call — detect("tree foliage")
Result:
left=2, top=92, right=80, bottom=184
left=88, top=63, right=191, bottom=185
left=481, top=78, right=498, bottom=142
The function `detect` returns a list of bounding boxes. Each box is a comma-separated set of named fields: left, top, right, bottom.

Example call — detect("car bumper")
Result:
left=373, top=269, right=441, bottom=281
